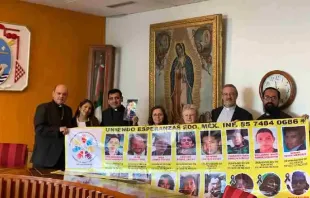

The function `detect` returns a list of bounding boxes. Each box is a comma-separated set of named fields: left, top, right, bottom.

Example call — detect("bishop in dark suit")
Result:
left=31, top=84, right=72, bottom=170
left=211, top=84, right=253, bottom=122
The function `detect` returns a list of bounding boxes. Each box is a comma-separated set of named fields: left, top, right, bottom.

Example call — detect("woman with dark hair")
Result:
left=232, top=173, right=254, bottom=193
left=179, top=174, right=198, bottom=196
left=71, top=99, right=100, bottom=127
left=105, top=134, right=122, bottom=155
left=158, top=174, right=175, bottom=190
left=148, top=106, right=169, bottom=125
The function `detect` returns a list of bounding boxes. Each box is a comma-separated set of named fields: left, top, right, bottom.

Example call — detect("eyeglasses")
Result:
left=222, top=93, right=236, bottom=97
left=264, top=96, right=277, bottom=101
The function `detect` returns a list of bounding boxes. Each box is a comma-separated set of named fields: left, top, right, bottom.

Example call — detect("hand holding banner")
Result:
left=65, top=118, right=309, bottom=198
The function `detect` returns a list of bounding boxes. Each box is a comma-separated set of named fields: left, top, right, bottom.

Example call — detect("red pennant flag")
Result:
left=14, top=61, right=25, bottom=83
left=223, top=186, right=257, bottom=198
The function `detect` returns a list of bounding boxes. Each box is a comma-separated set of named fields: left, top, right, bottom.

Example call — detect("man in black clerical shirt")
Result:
left=257, top=87, right=292, bottom=120
left=101, top=89, right=138, bottom=126
left=31, top=84, right=72, bottom=170
left=257, top=87, right=309, bottom=120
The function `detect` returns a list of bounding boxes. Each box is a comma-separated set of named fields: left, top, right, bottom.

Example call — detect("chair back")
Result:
left=0, top=143, right=27, bottom=167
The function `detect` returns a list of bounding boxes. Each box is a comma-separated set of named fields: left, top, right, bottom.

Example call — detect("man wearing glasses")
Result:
left=258, top=87, right=292, bottom=120
left=211, top=84, right=253, bottom=122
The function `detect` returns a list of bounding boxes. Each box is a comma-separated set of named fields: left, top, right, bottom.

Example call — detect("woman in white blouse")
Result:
left=71, top=99, right=100, bottom=127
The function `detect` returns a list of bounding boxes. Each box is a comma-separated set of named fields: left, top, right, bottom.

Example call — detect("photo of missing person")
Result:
left=200, top=130, right=222, bottom=155
left=64, top=175, right=98, bottom=185
left=254, top=128, right=278, bottom=153
left=87, top=172, right=106, bottom=177
left=226, top=129, right=249, bottom=154
left=231, top=173, right=254, bottom=193
left=258, top=173, right=280, bottom=197
left=286, top=171, right=310, bottom=196
left=132, top=173, right=151, bottom=184
left=105, top=134, right=124, bottom=156
left=205, top=173, right=226, bottom=198
left=127, top=133, right=147, bottom=156
left=109, top=173, right=129, bottom=179
left=283, top=126, right=306, bottom=152
left=124, top=99, right=138, bottom=121
left=152, top=133, right=171, bottom=156
left=157, top=174, right=175, bottom=190
left=179, top=173, right=200, bottom=196
left=177, top=132, right=196, bottom=155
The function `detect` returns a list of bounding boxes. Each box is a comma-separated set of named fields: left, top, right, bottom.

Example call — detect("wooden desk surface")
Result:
left=0, top=168, right=186, bottom=198
left=0, top=167, right=30, bottom=175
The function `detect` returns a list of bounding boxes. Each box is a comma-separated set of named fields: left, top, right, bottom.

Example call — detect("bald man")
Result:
left=31, top=84, right=72, bottom=170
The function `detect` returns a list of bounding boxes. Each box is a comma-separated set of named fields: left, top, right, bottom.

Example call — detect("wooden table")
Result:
left=0, top=167, right=186, bottom=198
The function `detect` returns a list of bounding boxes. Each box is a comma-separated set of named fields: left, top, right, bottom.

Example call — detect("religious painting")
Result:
left=149, top=14, right=223, bottom=123
left=0, top=22, right=30, bottom=91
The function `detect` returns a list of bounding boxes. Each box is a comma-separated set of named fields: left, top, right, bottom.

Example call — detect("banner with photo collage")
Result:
left=65, top=118, right=310, bottom=198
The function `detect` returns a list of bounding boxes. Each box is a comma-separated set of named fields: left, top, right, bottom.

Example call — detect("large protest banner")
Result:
left=65, top=118, right=310, bottom=198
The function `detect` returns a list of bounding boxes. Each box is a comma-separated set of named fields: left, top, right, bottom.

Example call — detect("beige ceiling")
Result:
left=21, top=0, right=208, bottom=17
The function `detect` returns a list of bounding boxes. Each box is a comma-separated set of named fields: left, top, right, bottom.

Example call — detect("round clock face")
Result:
left=262, top=74, right=291, bottom=107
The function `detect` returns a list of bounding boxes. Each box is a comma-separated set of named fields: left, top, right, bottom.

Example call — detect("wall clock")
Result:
left=259, top=70, right=296, bottom=109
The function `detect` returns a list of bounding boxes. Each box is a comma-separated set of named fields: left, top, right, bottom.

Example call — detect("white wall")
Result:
left=106, top=0, right=310, bottom=124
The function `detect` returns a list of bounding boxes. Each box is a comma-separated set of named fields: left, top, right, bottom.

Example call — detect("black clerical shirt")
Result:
left=101, top=105, right=133, bottom=126
left=257, top=111, right=292, bottom=120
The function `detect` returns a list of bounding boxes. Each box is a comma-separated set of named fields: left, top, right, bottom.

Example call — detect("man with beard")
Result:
left=257, top=87, right=292, bottom=120
left=211, top=84, right=253, bottom=122
left=101, top=89, right=138, bottom=126
left=205, top=174, right=224, bottom=198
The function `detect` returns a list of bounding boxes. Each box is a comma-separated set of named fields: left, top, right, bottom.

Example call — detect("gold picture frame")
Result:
left=149, top=14, right=223, bottom=123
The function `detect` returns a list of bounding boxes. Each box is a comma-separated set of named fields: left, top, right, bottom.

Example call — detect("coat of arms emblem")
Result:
left=0, top=22, right=30, bottom=91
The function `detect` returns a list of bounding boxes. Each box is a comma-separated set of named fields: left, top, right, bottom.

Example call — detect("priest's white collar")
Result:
left=223, top=105, right=236, bottom=111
